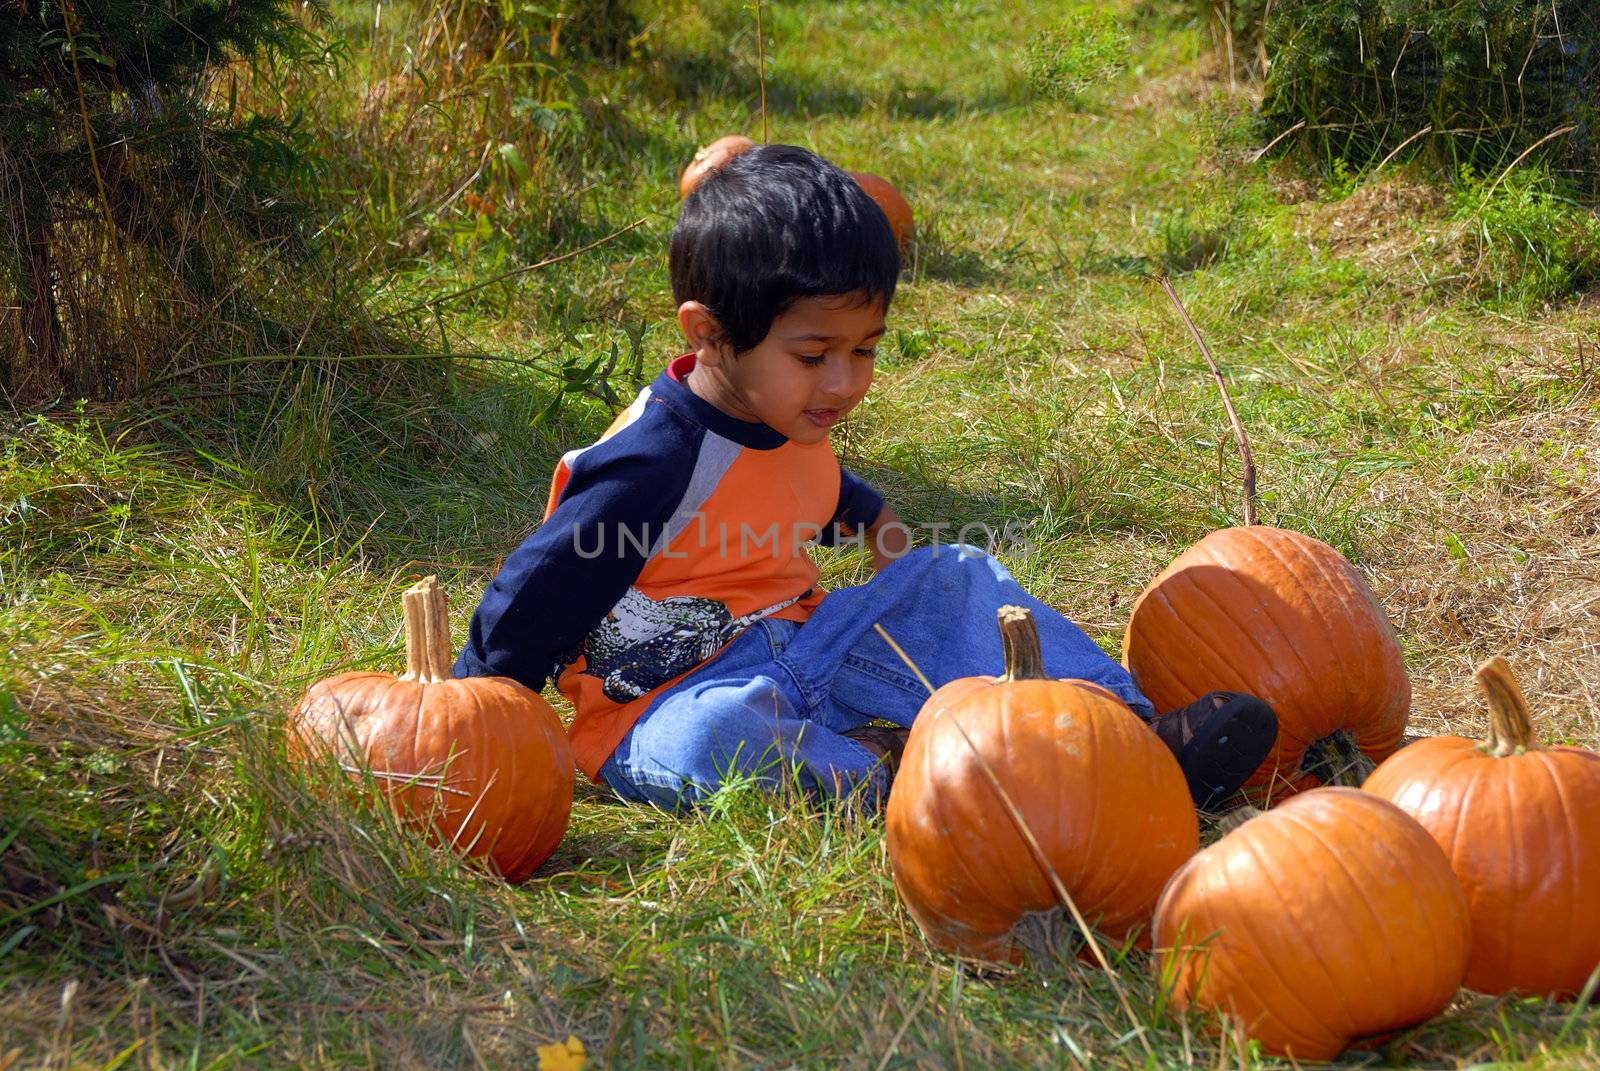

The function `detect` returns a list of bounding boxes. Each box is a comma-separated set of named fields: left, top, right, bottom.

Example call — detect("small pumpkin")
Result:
left=1153, top=787, right=1470, bottom=1061
left=288, top=576, right=574, bottom=883
left=1123, top=525, right=1409, bottom=800
left=847, top=171, right=914, bottom=249
left=677, top=134, right=756, bottom=198
left=886, top=606, right=1198, bottom=962
left=1365, top=656, right=1600, bottom=998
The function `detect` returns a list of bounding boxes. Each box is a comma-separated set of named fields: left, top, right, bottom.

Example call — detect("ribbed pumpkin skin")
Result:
left=886, top=677, right=1198, bottom=962
left=1153, top=788, right=1470, bottom=1061
left=1366, top=738, right=1600, bottom=996
left=846, top=171, right=914, bottom=249
left=289, top=672, right=575, bottom=883
left=1123, top=526, right=1410, bottom=798
left=677, top=135, right=755, bottom=197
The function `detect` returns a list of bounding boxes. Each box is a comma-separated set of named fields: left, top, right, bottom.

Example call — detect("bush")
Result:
left=0, top=0, right=381, bottom=404
left=1449, top=165, right=1600, bottom=308
left=1253, top=0, right=1600, bottom=191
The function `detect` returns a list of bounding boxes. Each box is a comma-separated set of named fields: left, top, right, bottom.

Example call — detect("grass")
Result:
left=4, top=0, right=1600, bottom=1066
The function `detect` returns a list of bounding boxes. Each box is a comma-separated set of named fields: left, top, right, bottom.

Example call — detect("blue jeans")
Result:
left=595, top=545, right=1155, bottom=809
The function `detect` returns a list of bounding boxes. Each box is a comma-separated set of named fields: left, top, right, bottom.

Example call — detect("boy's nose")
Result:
left=819, top=361, right=856, bottom=400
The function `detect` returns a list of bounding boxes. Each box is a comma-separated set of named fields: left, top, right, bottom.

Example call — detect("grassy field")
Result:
left=4, top=0, right=1600, bottom=1066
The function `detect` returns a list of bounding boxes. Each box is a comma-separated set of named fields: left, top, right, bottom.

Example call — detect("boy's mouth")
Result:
left=803, top=408, right=842, bottom=428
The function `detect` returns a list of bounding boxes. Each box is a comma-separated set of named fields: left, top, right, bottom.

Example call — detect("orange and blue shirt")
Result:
left=454, top=353, right=884, bottom=779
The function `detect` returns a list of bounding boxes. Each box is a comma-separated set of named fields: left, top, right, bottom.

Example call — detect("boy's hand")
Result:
left=864, top=504, right=911, bottom=573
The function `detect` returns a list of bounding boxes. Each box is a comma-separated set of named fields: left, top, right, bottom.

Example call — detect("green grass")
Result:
left=5, top=0, right=1600, bottom=1066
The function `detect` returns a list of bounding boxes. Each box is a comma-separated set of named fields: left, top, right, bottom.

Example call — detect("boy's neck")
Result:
left=680, top=353, right=764, bottom=426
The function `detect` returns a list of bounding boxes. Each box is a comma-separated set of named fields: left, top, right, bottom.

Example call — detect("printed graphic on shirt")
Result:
left=581, top=586, right=805, bottom=702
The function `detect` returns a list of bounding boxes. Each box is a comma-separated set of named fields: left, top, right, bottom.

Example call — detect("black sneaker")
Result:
left=1150, top=692, right=1279, bottom=810
left=842, top=724, right=911, bottom=780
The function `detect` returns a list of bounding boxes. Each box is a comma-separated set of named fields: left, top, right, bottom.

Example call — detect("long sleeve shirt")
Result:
left=454, top=353, right=884, bottom=779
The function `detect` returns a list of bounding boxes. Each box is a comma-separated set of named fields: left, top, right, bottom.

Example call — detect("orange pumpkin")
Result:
left=677, top=134, right=756, bottom=198
left=1365, top=657, right=1600, bottom=998
left=1154, top=787, right=1470, bottom=1061
left=847, top=171, right=914, bottom=249
left=886, top=606, right=1198, bottom=962
left=1123, top=525, right=1409, bottom=801
left=288, top=577, right=574, bottom=883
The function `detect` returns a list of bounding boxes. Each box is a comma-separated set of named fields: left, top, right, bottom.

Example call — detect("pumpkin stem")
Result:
left=1214, top=804, right=1262, bottom=836
left=996, top=606, right=1048, bottom=682
left=400, top=576, right=454, bottom=683
left=1158, top=274, right=1257, bottom=526
left=1475, top=655, right=1536, bottom=756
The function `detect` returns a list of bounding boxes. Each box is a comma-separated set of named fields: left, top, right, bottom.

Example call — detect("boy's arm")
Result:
left=863, top=503, right=911, bottom=573
left=454, top=438, right=692, bottom=691
left=824, top=467, right=910, bottom=572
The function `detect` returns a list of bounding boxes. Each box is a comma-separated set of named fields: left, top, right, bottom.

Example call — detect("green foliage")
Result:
left=1256, top=0, right=1600, bottom=190
left=1450, top=164, right=1600, bottom=308
left=1026, top=11, right=1131, bottom=102
left=0, top=0, right=379, bottom=402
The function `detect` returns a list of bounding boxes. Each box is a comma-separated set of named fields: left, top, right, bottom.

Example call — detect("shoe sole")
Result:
left=1178, top=697, right=1279, bottom=811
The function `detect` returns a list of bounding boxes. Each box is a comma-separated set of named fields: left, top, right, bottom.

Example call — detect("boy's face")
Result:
left=684, top=293, right=885, bottom=445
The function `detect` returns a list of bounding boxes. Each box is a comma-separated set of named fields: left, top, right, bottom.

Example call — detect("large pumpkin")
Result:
left=288, top=577, right=574, bottom=883
left=1365, top=657, right=1600, bottom=997
left=1123, top=525, right=1409, bottom=800
left=886, top=606, right=1198, bottom=962
left=1154, top=787, right=1470, bottom=1061
left=847, top=171, right=914, bottom=249
left=677, top=134, right=755, bottom=198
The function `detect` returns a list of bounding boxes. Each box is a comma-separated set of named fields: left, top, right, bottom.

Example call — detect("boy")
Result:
left=455, top=145, right=1277, bottom=810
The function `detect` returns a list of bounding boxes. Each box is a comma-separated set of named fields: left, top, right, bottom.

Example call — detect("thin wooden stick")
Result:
left=1482, top=123, right=1578, bottom=200
left=755, top=0, right=769, bottom=143
left=1373, top=124, right=1433, bottom=173
left=1158, top=274, right=1258, bottom=526
left=379, top=217, right=646, bottom=321
left=1246, top=118, right=1305, bottom=164
left=872, top=623, right=935, bottom=694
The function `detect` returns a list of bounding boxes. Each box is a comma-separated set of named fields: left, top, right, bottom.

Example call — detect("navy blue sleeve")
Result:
left=816, top=467, right=884, bottom=546
left=453, top=423, right=698, bottom=691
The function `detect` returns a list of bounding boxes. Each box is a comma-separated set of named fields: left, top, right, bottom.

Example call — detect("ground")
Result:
left=2, top=0, right=1598, bottom=1067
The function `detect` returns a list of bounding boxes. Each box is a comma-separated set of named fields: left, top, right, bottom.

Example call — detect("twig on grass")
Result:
left=755, top=0, right=769, bottom=143
left=378, top=217, right=648, bottom=321
left=1246, top=118, right=1305, bottom=164
left=1482, top=123, right=1578, bottom=200
left=1157, top=274, right=1258, bottom=526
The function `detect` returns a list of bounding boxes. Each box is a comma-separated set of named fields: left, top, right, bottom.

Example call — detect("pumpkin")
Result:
left=1123, top=525, right=1409, bottom=801
left=1153, top=787, right=1470, bottom=1060
left=677, top=134, right=756, bottom=198
left=886, top=606, right=1198, bottom=962
left=288, top=576, right=574, bottom=883
left=1365, top=657, right=1600, bottom=998
left=847, top=171, right=914, bottom=249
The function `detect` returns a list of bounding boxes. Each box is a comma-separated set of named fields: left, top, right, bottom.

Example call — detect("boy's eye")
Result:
left=797, top=353, right=827, bottom=366
left=854, top=348, right=878, bottom=359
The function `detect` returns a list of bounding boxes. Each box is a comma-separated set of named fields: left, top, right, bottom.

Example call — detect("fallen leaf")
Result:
left=536, top=1035, right=586, bottom=1071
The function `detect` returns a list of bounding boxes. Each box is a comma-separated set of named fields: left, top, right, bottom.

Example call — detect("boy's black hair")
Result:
left=670, top=144, right=900, bottom=354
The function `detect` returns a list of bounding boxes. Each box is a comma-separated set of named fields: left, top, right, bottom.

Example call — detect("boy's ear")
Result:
left=677, top=301, right=731, bottom=366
